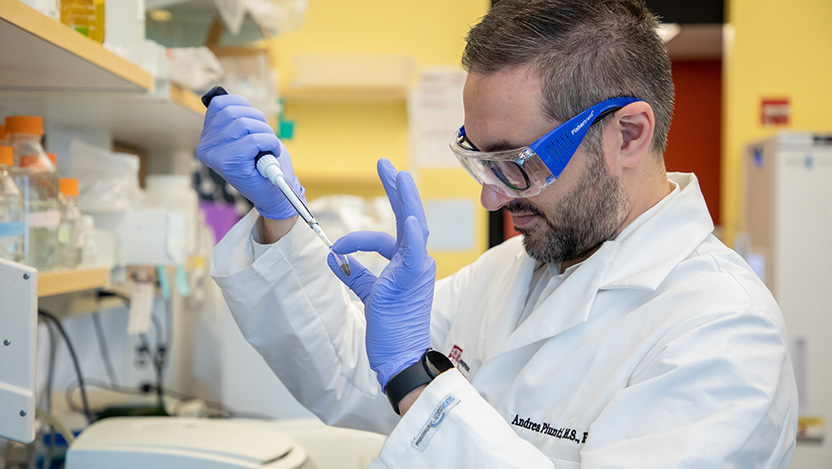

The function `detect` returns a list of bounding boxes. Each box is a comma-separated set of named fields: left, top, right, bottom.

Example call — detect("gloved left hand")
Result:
left=327, top=159, right=435, bottom=391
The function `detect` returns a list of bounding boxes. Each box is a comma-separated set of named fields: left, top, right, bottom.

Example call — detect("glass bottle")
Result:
left=57, top=178, right=83, bottom=269
left=6, top=116, right=60, bottom=271
left=0, top=146, right=25, bottom=263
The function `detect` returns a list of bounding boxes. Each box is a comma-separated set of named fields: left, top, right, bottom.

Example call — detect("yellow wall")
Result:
left=723, top=0, right=832, bottom=243
left=268, top=0, right=490, bottom=278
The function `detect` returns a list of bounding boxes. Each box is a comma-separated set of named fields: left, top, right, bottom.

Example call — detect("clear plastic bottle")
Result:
left=57, top=178, right=83, bottom=269
left=78, top=214, right=96, bottom=267
left=6, top=116, right=60, bottom=271
left=0, top=146, right=25, bottom=263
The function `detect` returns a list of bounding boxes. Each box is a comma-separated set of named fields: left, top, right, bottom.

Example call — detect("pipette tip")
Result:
left=340, top=262, right=352, bottom=277
left=331, top=250, right=351, bottom=276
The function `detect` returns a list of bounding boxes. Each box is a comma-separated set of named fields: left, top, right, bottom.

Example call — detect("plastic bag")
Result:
left=214, top=0, right=246, bottom=35
left=167, top=47, right=225, bottom=94
left=67, top=138, right=143, bottom=212
left=244, top=0, right=307, bottom=36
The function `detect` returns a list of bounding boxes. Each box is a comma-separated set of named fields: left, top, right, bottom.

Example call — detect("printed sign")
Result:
left=761, top=98, right=790, bottom=126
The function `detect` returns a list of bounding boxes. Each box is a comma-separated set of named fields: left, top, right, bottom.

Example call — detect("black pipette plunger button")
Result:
left=201, top=86, right=273, bottom=165
left=201, top=86, right=228, bottom=108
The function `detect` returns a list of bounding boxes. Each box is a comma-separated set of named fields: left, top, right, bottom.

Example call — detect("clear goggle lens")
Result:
left=451, top=132, right=554, bottom=198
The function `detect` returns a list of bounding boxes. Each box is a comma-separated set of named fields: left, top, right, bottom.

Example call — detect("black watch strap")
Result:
left=386, top=349, right=454, bottom=415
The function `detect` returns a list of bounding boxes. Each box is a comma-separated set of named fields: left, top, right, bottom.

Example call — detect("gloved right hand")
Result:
left=197, top=93, right=305, bottom=220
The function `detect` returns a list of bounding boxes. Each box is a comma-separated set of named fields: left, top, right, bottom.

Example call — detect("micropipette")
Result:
left=202, top=86, right=351, bottom=276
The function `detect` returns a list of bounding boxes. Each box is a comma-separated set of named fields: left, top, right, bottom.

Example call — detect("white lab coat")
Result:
left=211, top=173, right=797, bottom=468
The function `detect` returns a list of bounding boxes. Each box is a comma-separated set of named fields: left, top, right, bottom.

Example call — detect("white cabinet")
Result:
left=743, top=131, right=832, bottom=467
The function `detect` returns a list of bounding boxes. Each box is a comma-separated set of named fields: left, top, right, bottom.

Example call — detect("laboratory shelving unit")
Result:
left=0, top=1, right=205, bottom=294
left=0, top=1, right=205, bottom=155
left=0, top=1, right=150, bottom=91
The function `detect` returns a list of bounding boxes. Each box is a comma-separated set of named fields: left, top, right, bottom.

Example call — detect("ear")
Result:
left=610, top=101, right=655, bottom=169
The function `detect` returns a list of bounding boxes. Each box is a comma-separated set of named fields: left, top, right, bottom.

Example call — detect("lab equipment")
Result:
left=57, top=177, right=83, bottom=269
left=450, top=96, right=641, bottom=198
left=0, top=257, right=37, bottom=445
left=200, top=86, right=350, bottom=276
left=328, top=159, right=433, bottom=390
left=66, top=417, right=310, bottom=469
left=742, top=132, right=832, bottom=466
left=0, top=146, right=24, bottom=263
left=6, top=116, right=60, bottom=271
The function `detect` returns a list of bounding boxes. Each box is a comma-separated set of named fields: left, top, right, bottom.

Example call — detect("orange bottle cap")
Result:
left=0, top=145, right=12, bottom=166
left=59, top=178, right=79, bottom=196
left=5, top=116, right=44, bottom=136
left=47, top=153, right=57, bottom=166
left=0, top=124, right=6, bottom=141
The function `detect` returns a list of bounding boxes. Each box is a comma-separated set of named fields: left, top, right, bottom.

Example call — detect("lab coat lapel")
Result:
left=600, top=173, right=713, bottom=289
left=481, top=251, right=538, bottom=361
left=496, top=241, right=619, bottom=356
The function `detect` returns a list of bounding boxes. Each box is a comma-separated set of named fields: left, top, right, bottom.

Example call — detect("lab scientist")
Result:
left=197, top=0, right=798, bottom=466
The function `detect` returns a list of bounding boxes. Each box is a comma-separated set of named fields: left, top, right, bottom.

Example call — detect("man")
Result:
left=198, top=0, right=797, bottom=466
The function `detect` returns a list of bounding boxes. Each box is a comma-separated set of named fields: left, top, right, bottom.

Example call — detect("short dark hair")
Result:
left=462, top=0, right=674, bottom=157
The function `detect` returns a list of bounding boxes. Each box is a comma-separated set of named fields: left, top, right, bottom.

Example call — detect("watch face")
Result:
left=425, top=350, right=454, bottom=377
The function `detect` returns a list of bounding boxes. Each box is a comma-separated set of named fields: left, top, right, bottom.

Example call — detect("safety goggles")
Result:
left=450, top=96, right=642, bottom=198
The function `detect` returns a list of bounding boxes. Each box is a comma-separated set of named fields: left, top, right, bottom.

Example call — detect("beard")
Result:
left=507, top=151, right=630, bottom=264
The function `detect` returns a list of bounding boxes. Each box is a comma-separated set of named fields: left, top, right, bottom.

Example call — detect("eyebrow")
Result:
left=477, top=139, right=526, bottom=152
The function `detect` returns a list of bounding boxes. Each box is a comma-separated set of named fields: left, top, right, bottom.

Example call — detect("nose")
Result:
left=481, top=184, right=514, bottom=211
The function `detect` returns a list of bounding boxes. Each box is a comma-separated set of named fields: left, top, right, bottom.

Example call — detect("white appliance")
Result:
left=0, top=258, right=37, bottom=444
left=66, top=417, right=310, bottom=469
left=742, top=131, right=832, bottom=467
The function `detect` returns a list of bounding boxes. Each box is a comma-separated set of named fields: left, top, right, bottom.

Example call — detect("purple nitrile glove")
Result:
left=327, top=158, right=435, bottom=391
left=197, top=93, right=305, bottom=220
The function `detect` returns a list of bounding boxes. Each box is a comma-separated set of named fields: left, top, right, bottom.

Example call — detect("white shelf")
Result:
left=0, top=1, right=151, bottom=92
left=0, top=82, right=205, bottom=151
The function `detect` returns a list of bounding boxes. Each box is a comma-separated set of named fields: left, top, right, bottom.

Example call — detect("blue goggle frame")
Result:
left=452, top=96, right=642, bottom=197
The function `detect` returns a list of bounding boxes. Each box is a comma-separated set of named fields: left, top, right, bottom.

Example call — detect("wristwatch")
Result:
left=386, top=348, right=454, bottom=415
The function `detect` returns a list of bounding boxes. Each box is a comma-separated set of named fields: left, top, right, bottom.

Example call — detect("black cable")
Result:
left=95, top=289, right=164, bottom=352
left=91, top=312, right=119, bottom=387
left=155, top=298, right=173, bottom=409
left=37, top=310, right=94, bottom=425
left=96, top=289, right=167, bottom=409
left=152, top=312, right=164, bottom=351
left=162, top=298, right=172, bottom=353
